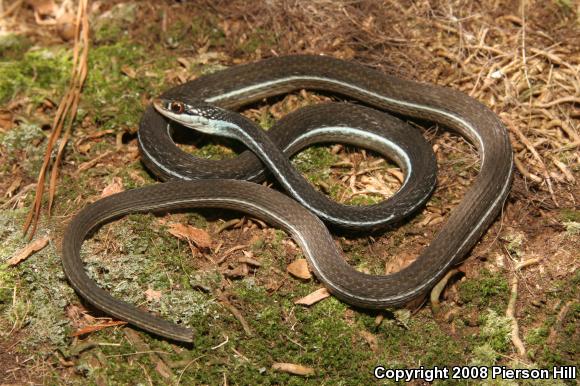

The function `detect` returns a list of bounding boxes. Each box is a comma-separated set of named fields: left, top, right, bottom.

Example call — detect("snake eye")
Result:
left=170, top=101, right=185, bottom=114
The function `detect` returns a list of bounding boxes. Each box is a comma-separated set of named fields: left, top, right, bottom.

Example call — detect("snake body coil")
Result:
left=62, top=55, right=513, bottom=342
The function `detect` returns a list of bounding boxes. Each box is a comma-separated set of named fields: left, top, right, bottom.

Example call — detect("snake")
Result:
left=61, top=55, right=513, bottom=343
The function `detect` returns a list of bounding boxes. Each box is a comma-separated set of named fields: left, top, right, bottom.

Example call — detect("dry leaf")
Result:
left=7, top=236, right=50, bottom=266
left=286, top=259, right=312, bottom=280
left=271, top=362, right=315, bottom=376
left=77, top=142, right=92, bottom=154
left=295, top=288, right=330, bottom=306
left=384, top=252, right=415, bottom=274
left=101, top=177, right=124, bottom=198
left=144, top=288, right=162, bottom=302
left=168, top=223, right=212, bottom=249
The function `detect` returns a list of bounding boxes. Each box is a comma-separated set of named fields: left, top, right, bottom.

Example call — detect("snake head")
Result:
left=153, top=98, right=239, bottom=137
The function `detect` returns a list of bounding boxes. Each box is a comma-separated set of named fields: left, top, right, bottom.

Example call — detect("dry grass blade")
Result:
left=69, top=321, right=128, bottom=337
left=23, top=0, right=90, bottom=238
left=508, top=124, right=558, bottom=205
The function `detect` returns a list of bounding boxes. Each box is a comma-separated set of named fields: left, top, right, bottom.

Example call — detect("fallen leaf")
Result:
left=384, top=252, right=415, bottom=274
left=295, top=288, right=330, bottom=306
left=77, top=142, right=92, bottom=153
left=144, top=288, right=162, bottom=302
left=272, top=363, right=315, bottom=376
left=101, top=177, right=124, bottom=198
left=7, top=236, right=50, bottom=266
left=287, top=259, right=312, bottom=280
left=168, top=223, right=212, bottom=249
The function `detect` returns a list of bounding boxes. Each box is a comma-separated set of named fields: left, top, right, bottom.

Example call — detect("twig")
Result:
left=520, top=0, right=532, bottom=91
left=506, top=276, right=526, bottom=357
left=507, top=256, right=540, bottom=358
left=534, top=96, right=580, bottom=108
left=0, top=0, right=23, bottom=18
left=507, top=124, right=558, bottom=205
left=219, top=296, right=253, bottom=336
left=23, top=0, right=90, bottom=238
left=547, top=300, right=573, bottom=345
left=513, top=156, right=542, bottom=183
left=514, top=257, right=541, bottom=271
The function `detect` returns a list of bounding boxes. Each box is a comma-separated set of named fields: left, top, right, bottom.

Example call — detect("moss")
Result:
left=459, top=269, right=509, bottom=312
left=559, top=209, right=580, bottom=222
left=239, top=28, right=277, bottom=54
left=0, top=34, right=32, bottom=60
left=346, top=194, right=383, bottom=206
left=376, top=315, right=465, bottom=367
left=0, top=122, right=47, bottom=176
left=291, top=146, right=340, bottom=194
left=0, top=264, right=16, bottom=308
left=92, top=3, right=137, bottom=44
left=2, top=228, right=77, bottom=351
left=258, top=111, right=276, bottom=130
left=228, top=282, right=375, bottom=384
left=554, top=0, right=574, bottom=12
left=522, top=272, right=579, bottom=368
left=503, top=231, right=525, bottom=258
left=191, top=143, right=237, bottom=160
left=155, top=13, right=227, bottom=51
left=540, top=301, right=579, bottom=368
left=83, top=42, right=150, bottom=132
left=292, top=146, right=338, bottom=175
left=81, top=214, right=220, bottom=333
left=189, top=15, right=226, bottom=48
left=525, top=325, right=550, bottom=346
left=563, top=221, right=579, bottom=236
left=470, top=343, right=500, bottom=366
left=0, top=47, right=72, bottom=104
left=479, top=309, right=512, bottom=353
